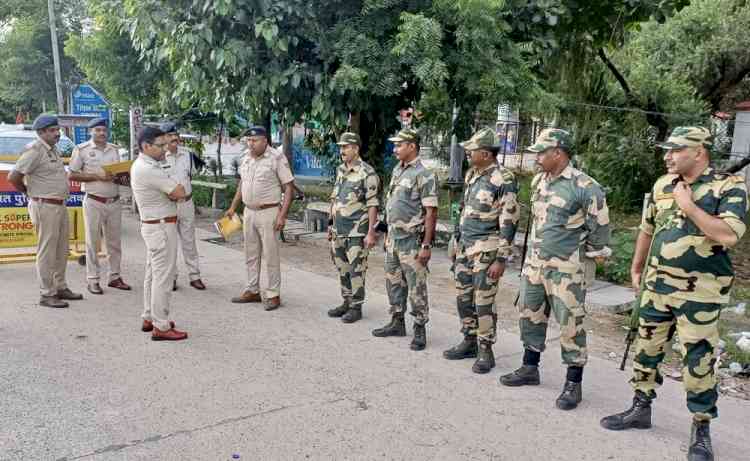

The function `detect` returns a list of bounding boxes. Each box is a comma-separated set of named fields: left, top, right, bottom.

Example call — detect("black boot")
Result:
left=472, top=341, right=495, bottom=374
left=372, top=314, right=406, bottom=337
left=499, top=365, right=540, bottom=387
left=410, top=324, right=426, bottom=350
left=600, top=391, right=653, bottom=431
left=327, top=301, right=350, bottom=318
left=443, top=336, right=478, bottom=360
left=556, top=381, right=582, bottom=410
left=688, top=420, right=714, bottom=461
left=341, top=308, right=362, bottom=323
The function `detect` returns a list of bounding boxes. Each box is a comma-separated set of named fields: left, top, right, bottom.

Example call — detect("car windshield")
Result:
left=0, top=134, right=75, bottom=156
left=0, top=137, right=33, bottom=155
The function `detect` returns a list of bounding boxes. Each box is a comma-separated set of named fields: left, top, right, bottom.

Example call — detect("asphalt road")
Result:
left=1, top=210, right=748, bottom=461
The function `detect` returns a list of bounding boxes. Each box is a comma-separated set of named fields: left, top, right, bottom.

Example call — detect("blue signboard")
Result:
left=71, top=84, right=110, bottom=144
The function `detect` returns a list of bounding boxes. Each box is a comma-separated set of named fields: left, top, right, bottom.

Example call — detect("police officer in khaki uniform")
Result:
left=131, top=126, right=188, bottom=341
left=227, top=126, right=295, bottom=310
left=69, top=118, right=131, bottom=294
left=9, top=114, right=83, bottom=308
left=161, top=122, right=206, bottom=291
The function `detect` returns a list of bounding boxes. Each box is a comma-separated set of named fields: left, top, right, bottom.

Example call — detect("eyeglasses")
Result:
left=152, top=142, right=169, bottom=148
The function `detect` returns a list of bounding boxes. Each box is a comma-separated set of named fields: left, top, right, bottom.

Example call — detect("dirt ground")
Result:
left=195, top=212, right=750, bottom=400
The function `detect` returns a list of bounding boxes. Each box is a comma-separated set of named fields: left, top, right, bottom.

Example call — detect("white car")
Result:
left=0, top=127, right=75, bottom=157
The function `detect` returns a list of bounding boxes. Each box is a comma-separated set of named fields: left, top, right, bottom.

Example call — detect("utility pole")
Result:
left=47, top=0, right=65, bottom=114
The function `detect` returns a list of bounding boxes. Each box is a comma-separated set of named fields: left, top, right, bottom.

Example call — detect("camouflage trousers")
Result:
left=331, top=236, right=368, bottom=308
left=384, top=235, right=429, bottom=325
left=454, top=246, right=499, bottom=343
left=518, top=266, right=588, bottom=366
left=630, top=290, right=721, bottom=420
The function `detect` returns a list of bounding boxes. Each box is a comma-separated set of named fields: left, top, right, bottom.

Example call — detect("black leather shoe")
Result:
left=39, top=296, right=69, bottom=308
left=556, top=381, right=582, bottom=410
left=688, top=420, right=714, bottom=461
left=410, top=324, right=426, bottom=351
left=328, top=303, right=349, bottom=318
left=56, top=288, right=83, bottom=300
left=372, top=314, right=406, bottom=337
left=600, top=391, right=653, bottom=431
left=472, top=341, right=495, bottom=374
left=341, top=308, right=362, bottom=323
left=499, top=365, right=540, bottom=387
left=443, top=336, right=478, bottom=360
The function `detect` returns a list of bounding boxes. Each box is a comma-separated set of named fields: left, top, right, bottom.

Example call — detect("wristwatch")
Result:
left=421, top=243, right=432, bottom=250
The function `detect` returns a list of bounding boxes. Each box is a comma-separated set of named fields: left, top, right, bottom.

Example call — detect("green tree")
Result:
left=0, top=0, right=85, bottom=118
left=65, top=0, right=165, bottom=110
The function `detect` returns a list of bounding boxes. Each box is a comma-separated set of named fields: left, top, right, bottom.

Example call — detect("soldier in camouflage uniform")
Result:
left=372, top=128, right=439, bottom=351
left=499, top=128, right=611, bottom=411
left=443, top=128, right=519, bottom=373
left=601, top=127, right=748, bottom=461
left=327, top=132, right=380, bottom=323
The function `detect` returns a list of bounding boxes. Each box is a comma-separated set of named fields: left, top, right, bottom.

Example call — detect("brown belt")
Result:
left=142, top=216, right=178, bottom=224
left=31, top=197, right=64, bottom=206
left=247, top=203, right=280, bottom=210
left=87, top=194, right=120, bottom=204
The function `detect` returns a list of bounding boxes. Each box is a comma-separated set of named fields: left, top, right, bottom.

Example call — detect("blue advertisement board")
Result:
left=71, top=84, right=110, bottom=144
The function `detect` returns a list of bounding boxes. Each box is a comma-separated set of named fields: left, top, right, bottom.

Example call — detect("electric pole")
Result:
left=47, top=0, right=65, bottom=114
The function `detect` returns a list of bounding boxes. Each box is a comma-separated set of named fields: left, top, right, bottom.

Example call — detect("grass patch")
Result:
left=719, top=321, right=750, bottom=366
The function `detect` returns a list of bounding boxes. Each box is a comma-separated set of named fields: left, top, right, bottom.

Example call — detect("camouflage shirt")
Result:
left=330, top=159, right=380, bottom=238
left=525, top=164, right=611, bottom=274
left=385, top=157, right=439, bottom=240
left=459, top=164, right=520, bottom=257
left=641, top=168, right=748, bottom=303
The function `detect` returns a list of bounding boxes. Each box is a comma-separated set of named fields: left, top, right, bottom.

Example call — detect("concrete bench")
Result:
left=191, top=179, right=228, bottom=208
left=304, top=201, right=330, bottom=232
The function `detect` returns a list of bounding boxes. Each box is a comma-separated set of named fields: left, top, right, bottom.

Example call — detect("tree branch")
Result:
left=597, top=47, right=669, bottom=141
left=597, top=47, right=633, bottom=100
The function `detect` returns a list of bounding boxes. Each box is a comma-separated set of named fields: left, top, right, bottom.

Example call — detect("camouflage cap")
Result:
left=336, top=132, right=361, bottom=146
left=459, top=127, right=498, bottom=151
left=656, top=126, right=713, bottom=150
left=526, top=128, right=572, bottom=153
left=388, top=127, right=420, bottom=144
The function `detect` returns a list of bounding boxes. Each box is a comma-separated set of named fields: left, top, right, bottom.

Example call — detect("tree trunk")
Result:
left=216, top=117, right=224, bottom=179
left=282, top=121, right=294, bottom=172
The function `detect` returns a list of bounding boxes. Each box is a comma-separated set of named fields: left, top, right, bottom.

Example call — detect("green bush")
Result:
left=579, top=122, right=664, bottom=213
left=192, top=177, right=238, bottom=210
left=597, top=228, right=637, bottom=285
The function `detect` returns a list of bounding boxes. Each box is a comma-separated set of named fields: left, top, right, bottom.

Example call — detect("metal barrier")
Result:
left=0, top=170, right=86, bottom=265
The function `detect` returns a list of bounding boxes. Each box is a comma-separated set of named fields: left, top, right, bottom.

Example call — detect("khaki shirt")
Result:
left=12, top=139, right=69, bottom=200
left=239, top=146, right=294, bottom=208
left=69, top=140, right=120, bottom=197
left=131, top=155, right=178, bottom=221
left=164, top=146, right=195, bottom=195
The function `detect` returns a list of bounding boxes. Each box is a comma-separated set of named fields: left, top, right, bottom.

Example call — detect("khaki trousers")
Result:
left=175, top=199, right=201, bottom=282
left=141, top=222, right=178, bottom=331
left=28, top=201, right=69, bottom=297
left=83, top=196, right=122, bottom=282
left=243, top=207, right=280, bottom=298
